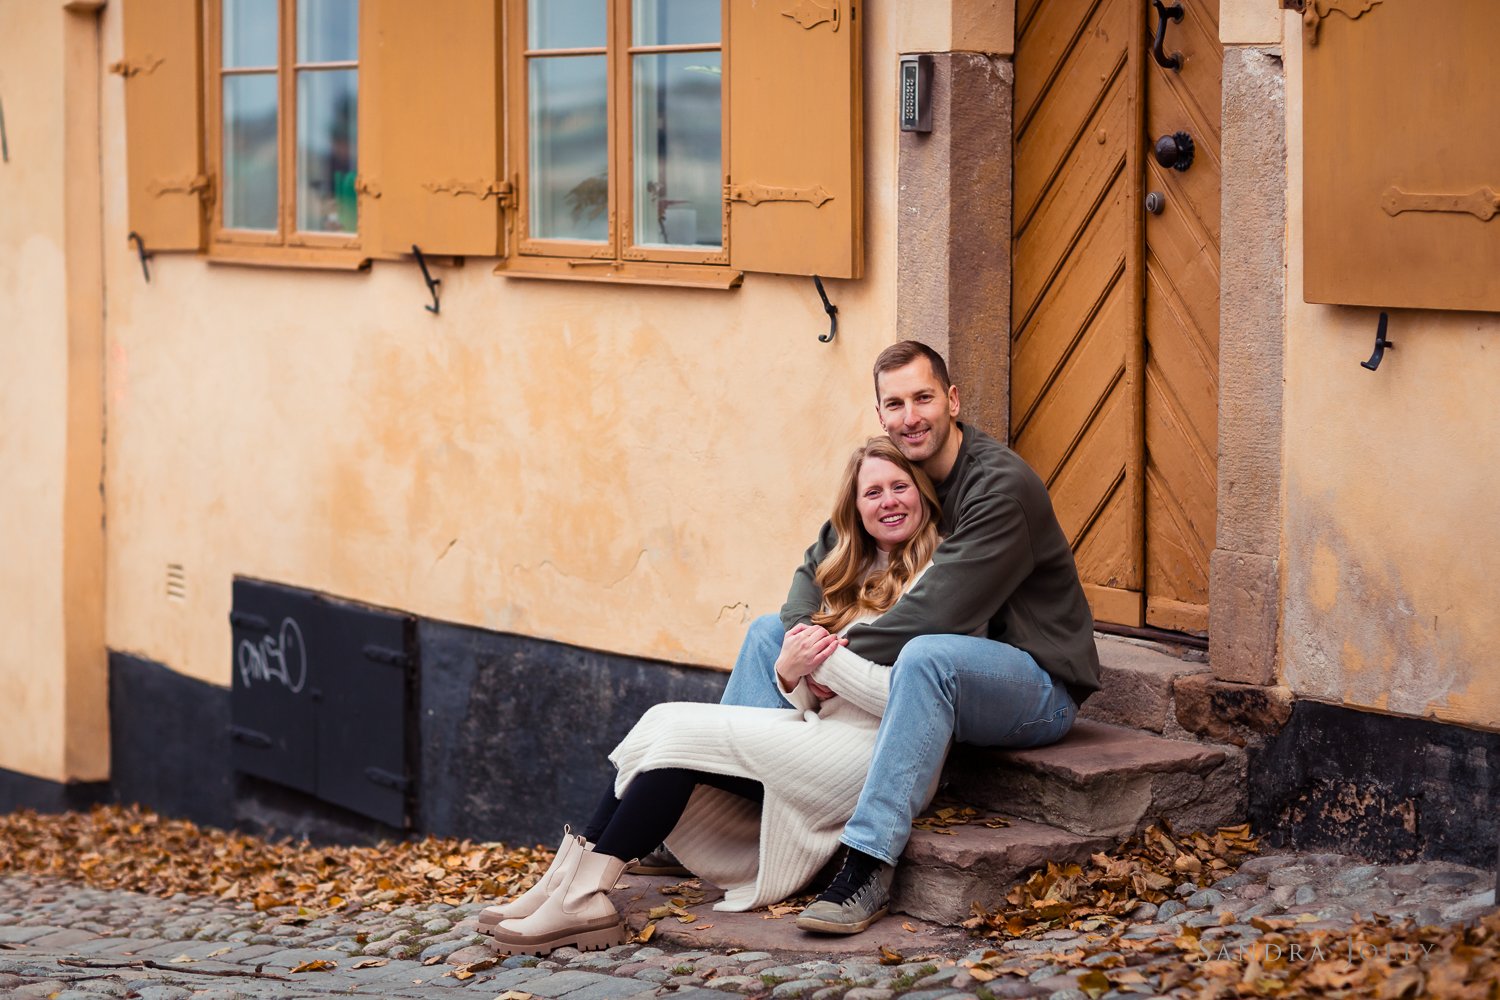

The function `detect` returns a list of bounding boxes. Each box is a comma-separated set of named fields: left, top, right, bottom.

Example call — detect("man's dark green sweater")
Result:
left=780, top=423, right=1101, bottom=705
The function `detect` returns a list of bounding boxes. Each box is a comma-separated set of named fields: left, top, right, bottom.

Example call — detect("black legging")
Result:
left=582, top=768, right=764, bottom=862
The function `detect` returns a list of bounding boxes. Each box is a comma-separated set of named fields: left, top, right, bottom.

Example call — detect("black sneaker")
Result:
left=795, top=854, right=894, bottom=934
left=627, top=843, right=692, bottom=877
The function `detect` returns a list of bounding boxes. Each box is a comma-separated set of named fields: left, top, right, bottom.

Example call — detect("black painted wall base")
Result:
left=89, top=623, right=723, bottom=847
left=0, top=768, right=107, bottom=815
left=13, top=618, right=1496, bottom=874
left=417, top=620, right=726, bottom=846
left=1249, top=699, right=1500, bottom=869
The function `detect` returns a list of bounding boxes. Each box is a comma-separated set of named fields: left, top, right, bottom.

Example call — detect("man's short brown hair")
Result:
left=872, top=340, right=952, bottom=397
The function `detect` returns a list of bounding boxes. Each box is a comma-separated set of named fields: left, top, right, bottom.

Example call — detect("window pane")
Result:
left=633, top=52, right=721, bottom=248
left=633, top=0, right=720, bottom=46
left=223, top=74, right=279, bottom=230
left=298, top=0, right=358, bottom=63
left=529, top=55, right=608, bottom=242
left=296, top=68, right=358, bottom=232
left=224, top=0, right=279, bottom=69
left=527, top=0, right=605, bottom=50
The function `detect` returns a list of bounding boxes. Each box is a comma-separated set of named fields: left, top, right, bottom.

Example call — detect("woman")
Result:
left=479, top=437, right=942, bottom=956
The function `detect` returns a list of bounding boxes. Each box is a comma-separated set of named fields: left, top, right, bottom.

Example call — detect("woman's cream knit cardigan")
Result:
left=609, top=566, right=932, bottom=912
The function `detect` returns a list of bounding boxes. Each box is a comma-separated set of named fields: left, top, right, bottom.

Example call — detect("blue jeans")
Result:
left=721, top=614, right=1076, bottom=865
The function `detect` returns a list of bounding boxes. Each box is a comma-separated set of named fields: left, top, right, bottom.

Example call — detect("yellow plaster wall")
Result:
left=1220, top=0, right=1281, bottom=46
left=96, top=3, right=905, bottom=689
left=895, top=0, right=1015, bottom=56
left=0, top=4, right=71, bottom=781
left=1279, top=10, right=1500, bottom=730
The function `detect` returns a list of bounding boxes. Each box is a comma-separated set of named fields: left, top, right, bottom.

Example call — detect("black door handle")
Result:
left=1152, top=0, right=1184, bottom=71
left=1153, top=131, right=1195, bottom=171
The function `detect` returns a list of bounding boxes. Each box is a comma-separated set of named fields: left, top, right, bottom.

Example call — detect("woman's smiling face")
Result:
left=855, top=456, right=926, bottom=552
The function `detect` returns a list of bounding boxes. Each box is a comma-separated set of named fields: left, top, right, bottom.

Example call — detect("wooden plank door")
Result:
left=1141, top=0, right=1220, bottom=633
left=1011, top=0, right=1220, bottom=635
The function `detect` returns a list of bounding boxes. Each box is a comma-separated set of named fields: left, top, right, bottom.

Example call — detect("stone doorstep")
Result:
left=940, top=720, right=1247, bottom=841
left=892, top=819, right=1116, bottom=926
left=1078, top=635, right=1210, bottom=734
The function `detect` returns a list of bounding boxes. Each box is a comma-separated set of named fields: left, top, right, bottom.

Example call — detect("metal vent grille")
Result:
left=166, top=563, right=187, bottom=601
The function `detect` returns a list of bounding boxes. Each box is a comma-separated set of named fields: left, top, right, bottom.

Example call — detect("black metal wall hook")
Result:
left=127, top=231, right=153, bottom=283
left=812, top=275, right=838, bottom=344
left=1361, top=311, right=1394, bottom=371
left=411, top=244, right=440, bottom=314
left=1151, top=0, right=1185, bottom=70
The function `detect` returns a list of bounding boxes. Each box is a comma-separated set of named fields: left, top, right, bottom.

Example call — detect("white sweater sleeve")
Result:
left=812, top=645, right=890, bottom=717
left=779, top=675, right=820, bottom=713
left=808, top=560, right=933, bottom=718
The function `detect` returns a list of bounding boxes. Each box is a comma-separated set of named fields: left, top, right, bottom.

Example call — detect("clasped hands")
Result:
left=775, top=622, right=846, bottom=702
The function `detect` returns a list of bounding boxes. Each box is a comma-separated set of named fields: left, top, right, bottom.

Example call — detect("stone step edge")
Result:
left=893, top=816, right=1118, bottom=925
left=944, top=719, right=1234, bottom=789
left=1082, top=633, right=1295, bottom=747
left=1079, top=633, right=1210, bottom=735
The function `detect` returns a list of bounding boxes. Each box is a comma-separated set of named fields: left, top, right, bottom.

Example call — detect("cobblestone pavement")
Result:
left=0, top=851, right=1493, bottom=1000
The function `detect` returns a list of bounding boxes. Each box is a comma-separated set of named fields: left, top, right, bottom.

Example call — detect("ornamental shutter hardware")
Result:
left=782, top=0, right=840, bottom=31
left=1299, top=0, right=1384, bottom=46
left=1381, top=185, right=1500, bottom=222
left=410, top=245, right=441, bottom=315
left=108, top=54, right=166, bottom=78
left=812, top=275, right=838, bottom=344
left=726, top=182, right=833, bottom=208
left=127, top=232, right=153, bottom=283
left=1361, top=312, right=1394, bottom=372
left=147, top=173, right=213, bottom=200
left=422, top=178, right=514, bottom=209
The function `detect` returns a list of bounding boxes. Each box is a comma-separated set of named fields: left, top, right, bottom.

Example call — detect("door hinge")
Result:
left=229, top=725, right=273, bottom=750
left=362, top=643, right=411, bottom=667
left=364, top=767, right=411, bottom=792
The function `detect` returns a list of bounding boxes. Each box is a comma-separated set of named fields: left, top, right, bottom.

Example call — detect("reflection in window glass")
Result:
left=224, top=74, right=279, bottom=230
left=528, top=0, right=606, bottom=50
left=297, top=69, right=358, bottom=232
left=298, top=0, right=358, bottom=62
left=225, top=0, right=278, bottom=68
left=633, top=52, right=721, bottom=248
left=632, top=0, right=719, bottom=47
left=529, top=55, right=609, bottom=242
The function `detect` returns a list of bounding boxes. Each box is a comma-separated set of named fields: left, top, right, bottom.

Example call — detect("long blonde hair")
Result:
left=811, top=437, right=941, bottom=634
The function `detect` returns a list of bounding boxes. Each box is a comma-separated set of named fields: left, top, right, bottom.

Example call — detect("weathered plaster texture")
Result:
left=1209, top=550, right=1279, bottom=684
left=0, top=1, right=108, bottom=782
left=1279, top=25, right=1500, bottom=731
left=897, top=53, right=1014, bottom=441
left=1210, top=47, right=1285, bottom=685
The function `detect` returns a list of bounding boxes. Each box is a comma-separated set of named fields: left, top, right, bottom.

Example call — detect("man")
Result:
left=719, top=340, right=1101, bottom=934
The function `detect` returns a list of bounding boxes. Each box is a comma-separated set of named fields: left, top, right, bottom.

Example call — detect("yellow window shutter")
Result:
left=369, top=0, right=505, bottom=257
left=727, top=0, right=863, bottom=279
left=118, top=0, right=206, bottom=252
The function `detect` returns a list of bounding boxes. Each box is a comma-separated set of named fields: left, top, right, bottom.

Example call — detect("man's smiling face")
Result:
left=875, top=357, right=960, bottom=472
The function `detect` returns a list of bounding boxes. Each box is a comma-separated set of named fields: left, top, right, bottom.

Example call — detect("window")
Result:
left=509, top=0, right=728, bottom=272
left=119, top=0, right=862, bottom=280
left=208, top=0, right=364, bottom=260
